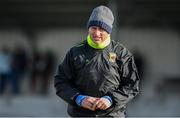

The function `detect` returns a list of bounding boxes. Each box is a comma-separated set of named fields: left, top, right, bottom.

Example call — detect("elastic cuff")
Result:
left=102, top=95, right=113, bottom=103
left=75, top=95, right=87, bottom=106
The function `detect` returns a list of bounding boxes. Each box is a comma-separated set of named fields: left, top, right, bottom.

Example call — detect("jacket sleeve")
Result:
left=54, top=49, right=80, bottom=105
left=109, top=54, right=140, bottom=108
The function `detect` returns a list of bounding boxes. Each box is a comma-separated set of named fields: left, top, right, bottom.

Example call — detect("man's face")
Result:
left=88, top=26, right=109, bottom=44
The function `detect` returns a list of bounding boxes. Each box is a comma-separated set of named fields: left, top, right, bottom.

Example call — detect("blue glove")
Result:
left=101, top=96, right=113, bottom=104
left=75, top=95, right=88, bottom=106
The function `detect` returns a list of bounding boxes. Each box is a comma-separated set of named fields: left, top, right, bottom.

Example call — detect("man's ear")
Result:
left=88, top=27, right=91, bottom=33
left=107, top=34, right=110, bottom=39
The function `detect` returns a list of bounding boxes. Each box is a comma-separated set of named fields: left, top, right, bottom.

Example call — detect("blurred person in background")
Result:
left=0, top=47, right=12, bottom=95
left=133, top=49, right=146, bottom=90
left=30, top=51, right=55, bottom=95
left=30, top=51, right=43, bottom=94
left=41, top=51, right=55, bottom=94
left=54, top=5, right=139, bottom=117
left=10, top=46, right=28, bottom=94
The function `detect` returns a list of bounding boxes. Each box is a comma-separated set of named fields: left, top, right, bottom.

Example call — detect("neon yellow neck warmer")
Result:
left=87, top=34, right=111, bottom=49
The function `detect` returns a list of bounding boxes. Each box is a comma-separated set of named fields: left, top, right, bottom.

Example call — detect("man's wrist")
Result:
left=101, top=96, right=113, bottom=104
left=75, top=95, right=88, bottom=106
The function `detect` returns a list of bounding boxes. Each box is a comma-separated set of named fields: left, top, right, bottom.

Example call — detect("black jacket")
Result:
left=54, top=40, right=139, bottom=117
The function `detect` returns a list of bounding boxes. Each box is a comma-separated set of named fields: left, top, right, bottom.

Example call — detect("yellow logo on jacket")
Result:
left=109, top=52, right=117, bottom=62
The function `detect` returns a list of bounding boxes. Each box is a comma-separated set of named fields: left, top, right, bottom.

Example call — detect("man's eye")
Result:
left=92, top=27, right=96, bottom=30
left=99, top=28, right=104, bottom=32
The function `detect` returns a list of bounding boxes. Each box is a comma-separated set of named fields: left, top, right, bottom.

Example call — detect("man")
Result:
left=54, top=5, right=139, bottom=117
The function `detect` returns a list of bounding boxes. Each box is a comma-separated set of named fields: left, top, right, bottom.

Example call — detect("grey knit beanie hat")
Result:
left=87, top=5, right=114, bottom=34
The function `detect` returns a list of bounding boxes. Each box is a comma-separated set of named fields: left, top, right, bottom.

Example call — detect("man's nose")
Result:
left=94, top=29, right=101, bottom=36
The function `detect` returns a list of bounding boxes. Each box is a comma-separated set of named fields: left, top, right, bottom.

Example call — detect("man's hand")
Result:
left=77, top=95, right=112, bottom=111
left=81, top=96, right=99, bottom=111
left=92, top=97, right=112, bottom=110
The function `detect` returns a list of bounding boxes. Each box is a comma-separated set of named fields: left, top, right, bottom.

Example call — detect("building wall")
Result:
left=118, top=28, right=180, bottom=77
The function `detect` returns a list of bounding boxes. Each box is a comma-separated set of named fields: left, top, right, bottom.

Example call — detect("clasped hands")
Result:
left=80, top=96, right=112, bottom=111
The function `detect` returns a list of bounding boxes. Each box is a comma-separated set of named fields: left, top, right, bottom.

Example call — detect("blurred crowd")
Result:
left=0, top=46, right=56, bottom=96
